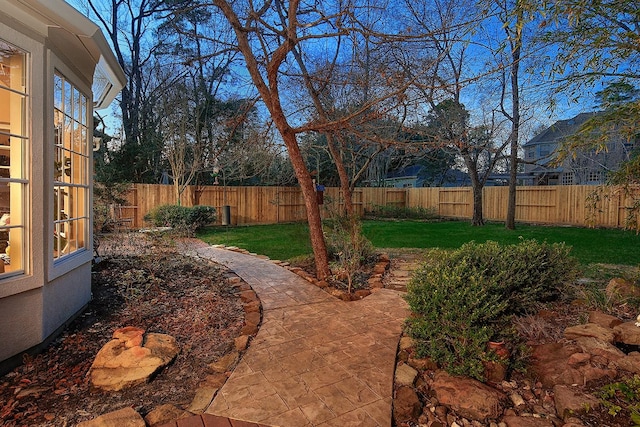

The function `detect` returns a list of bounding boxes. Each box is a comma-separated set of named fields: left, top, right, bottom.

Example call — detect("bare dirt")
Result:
left=0, top=234, right=245, bottom=426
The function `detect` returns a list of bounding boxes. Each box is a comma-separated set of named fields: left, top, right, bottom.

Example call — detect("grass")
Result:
left=197, top=220, right=640, bottom=266
left=198, top=223, right=313, bottom=261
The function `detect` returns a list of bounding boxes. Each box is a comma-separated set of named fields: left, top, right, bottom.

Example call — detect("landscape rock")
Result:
left=530, top=343, right=583, bottom=388
left=208, top=351, right=239, bottom=373
left=502, top=415, right=554, bottom=427
left=573, top=337, right=625, bottom=361
left=613, top=321, right=640, bottom=345
left=399, top=336, right=415, bottom=351
left=234, top=335, right=250, bottom=351
left=395, top=363, right=419, bottom=386
left=187, top=386, right=218, bottom=413
left=432, top=371, right=506, bottom=421
left=553, top=385, right=600, bottom=420
left=613, top=351, right=640, bottom=374
left=394, top=386, right=423, bottom=422
left=77, top=407, right=145, bottom=427
left=563, top=323, right=615, bottom=343
left=240, top=290, right=258, bottom=304
left=605, top=277, right=640, bottom=300
left=90, top=331, right=179, bottom=391
left=144, top=404, right=192, bottom=427
left=587, top=311, right=622, bottom=329
left=354, top=289, right=371, bottom=298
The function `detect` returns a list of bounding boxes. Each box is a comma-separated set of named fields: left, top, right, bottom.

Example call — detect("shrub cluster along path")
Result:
left=187, top=244, right=409, bottom=427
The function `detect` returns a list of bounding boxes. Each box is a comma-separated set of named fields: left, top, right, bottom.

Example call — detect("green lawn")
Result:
left=197, top=220, right=640, bottom=265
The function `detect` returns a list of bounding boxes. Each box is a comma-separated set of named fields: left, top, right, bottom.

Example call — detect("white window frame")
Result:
left=0, top=38, right=28, bottom=281
left=48, top=57, right=93, bottom=282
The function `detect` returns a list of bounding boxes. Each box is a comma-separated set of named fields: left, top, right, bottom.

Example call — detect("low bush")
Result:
left=144, top=204, right=216, bottom=236
left=405, top=239, right=579, bottom=381
left=365, top=204, right=438, bottom=220
left=323, top=214, right=374, bottom=293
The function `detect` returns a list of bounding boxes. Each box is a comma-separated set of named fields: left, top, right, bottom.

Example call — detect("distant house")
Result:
left=0, top=0, right=125, bottom=373
left=522, top=112, right=634, bottom=186
left=382, top=165, right=470, bottom=188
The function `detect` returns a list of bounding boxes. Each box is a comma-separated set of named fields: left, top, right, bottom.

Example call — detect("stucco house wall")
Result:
left=0, top=0, right=124, bottom=373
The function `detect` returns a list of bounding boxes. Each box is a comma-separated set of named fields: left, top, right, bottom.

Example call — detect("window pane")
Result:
left=0, top=39, right=26, bottom=277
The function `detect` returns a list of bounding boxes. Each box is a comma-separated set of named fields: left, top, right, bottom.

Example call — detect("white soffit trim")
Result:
left=5, top=0, right=125, bottom=109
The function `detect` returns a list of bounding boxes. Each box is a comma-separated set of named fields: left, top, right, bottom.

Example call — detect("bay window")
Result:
left=53, top=73, right=89, bottom=261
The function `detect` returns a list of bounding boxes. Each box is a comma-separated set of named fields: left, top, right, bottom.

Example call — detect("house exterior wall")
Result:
left=0, top=0, right=124, bottom=374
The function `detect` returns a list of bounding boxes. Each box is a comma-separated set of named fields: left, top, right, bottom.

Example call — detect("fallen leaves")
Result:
left=0, top=237, right=244, bottom=426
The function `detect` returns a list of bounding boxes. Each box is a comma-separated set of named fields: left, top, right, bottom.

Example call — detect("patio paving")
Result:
left=190, top=245, right=409, bottom=427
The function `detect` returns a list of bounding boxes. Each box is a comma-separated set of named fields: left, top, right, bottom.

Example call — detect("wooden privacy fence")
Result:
left=119, top=184, right=640, bottom=230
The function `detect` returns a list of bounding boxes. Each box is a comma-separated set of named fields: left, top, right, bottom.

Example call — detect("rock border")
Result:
left=79, top=267, right=263, bottom=427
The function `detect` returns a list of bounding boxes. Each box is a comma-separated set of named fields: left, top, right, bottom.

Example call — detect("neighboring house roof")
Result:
left=386, top=165, right=423, bottom=180
left=523, top=112, right=600, bottom=147
left=3, top=0, right=126, bottom=109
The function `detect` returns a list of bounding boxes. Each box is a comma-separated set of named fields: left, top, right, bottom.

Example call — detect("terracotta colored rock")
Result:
left=354, top=289, right=371, bottom=298
left=613, top=321, right=640, bottom=345
left=567, top=352, right=591, bottom=367
left=202, top=373, right=228, bottom=388
left=241, top=323, right=259, bottom=335
left=316, top=280, right=329, bottom=289
left=574, top=337, right=625, bottom=362
left=368, top=277, right=384, bottom=288
left=243, top=301, right=261, bottom=313
left=564, top=323, right=615, bottom=343
left=90, top=332, right=179, bottom=391
left=502, top=415, right=554, bottom=427
left=113, top=326, right=145, bottom=348
left=379, top=253, right=390, bottom=262
left=245, top=311, right=261, bottom=327
left=208, top=351, right=239, bottom=373
left=553, top=384, right=600, bottom=420
left=399, top=336, right=415, bottom=351
left=588, top=311, right=623, bottom=329
left=530, top=343, right=583, bottom=388
left=234, top=335, right=250, bottom=351
left=395, top=363, right=418, bottom=386
left=606, top=277, right=640, bottom=300
left=187, top=386, right=218, bottom=413
left=240, top=290, right=258, bottom=303
left=432, top=370, right=506, bottom=421
left=407, top=356, right=438, bottom=371
left=394, top=386, right=422, bottom=423
left=77, top=407, right=145, bottom=427
left=144, top=404, right=192, bottom=427
left=580, top=365, right=616, bottom=384
left=614, top=352, right=640, bottom=374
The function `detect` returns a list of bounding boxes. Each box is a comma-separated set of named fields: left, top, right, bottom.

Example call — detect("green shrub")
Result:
left=365, top=204, right=438, bottom=220
left=144, top=204, right=216, bottom=236
left=405, top=239, right=579, bottom=381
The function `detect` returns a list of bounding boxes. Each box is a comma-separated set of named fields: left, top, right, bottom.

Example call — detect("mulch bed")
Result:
left=0, top=235, right=244, bottom=426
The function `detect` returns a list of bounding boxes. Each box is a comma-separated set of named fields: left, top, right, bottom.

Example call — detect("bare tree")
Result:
left=211, top=0, right=428, bottom=278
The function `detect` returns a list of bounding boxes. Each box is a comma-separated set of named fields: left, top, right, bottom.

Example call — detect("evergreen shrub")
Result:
left=144, top=204, right=216, bottom=236
left=405, top=239, right=579, bottom=381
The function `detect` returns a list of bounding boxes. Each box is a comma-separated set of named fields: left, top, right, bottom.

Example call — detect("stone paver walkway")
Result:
left=190, top=245, right=409, bottom=427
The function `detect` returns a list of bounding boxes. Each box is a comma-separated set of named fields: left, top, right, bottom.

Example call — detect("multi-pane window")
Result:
left=561, top=172, right=574, bottom=185
left=53, top=73, right=89, bottom=260
left=587, top=170, right=602, bottom=183
left=0, top=40, right=27, bottom=276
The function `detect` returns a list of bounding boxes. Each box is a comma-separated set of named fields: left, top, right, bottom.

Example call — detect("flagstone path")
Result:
left=189, top=245, right=409, bottom=427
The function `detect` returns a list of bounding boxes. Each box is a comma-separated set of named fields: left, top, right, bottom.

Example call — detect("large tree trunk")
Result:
left=279, top=128, right=331, bottom=280
left=214, top=0, right=331, bottom=280
left=505, top=5, right=523, bottom=230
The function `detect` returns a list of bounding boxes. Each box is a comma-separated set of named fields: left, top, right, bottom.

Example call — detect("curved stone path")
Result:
left=190, top=245, right=409, bottom=427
